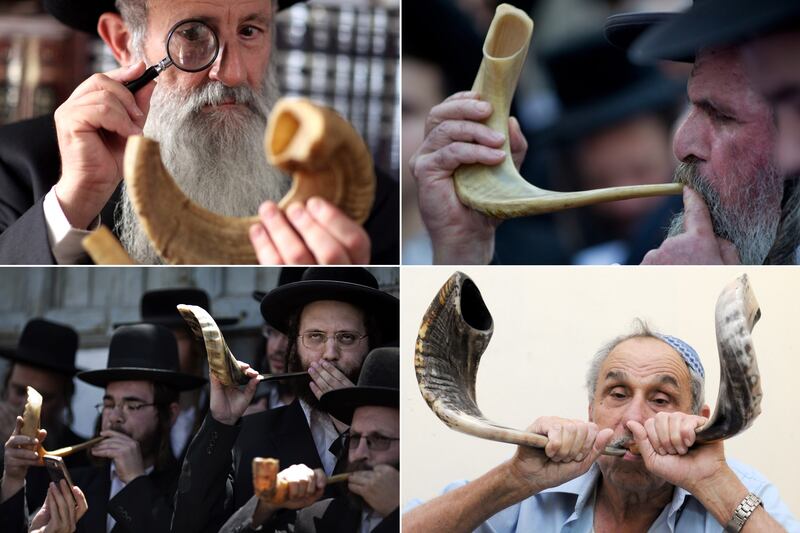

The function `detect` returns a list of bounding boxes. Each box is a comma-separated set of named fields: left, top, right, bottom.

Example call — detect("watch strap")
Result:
left=725, top=492, right=762, bottom=532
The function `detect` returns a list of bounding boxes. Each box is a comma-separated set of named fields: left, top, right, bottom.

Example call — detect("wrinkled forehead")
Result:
left=351, top=405, right=399, bottom=436
left=147, top=0, right=274, bottom=32
left=299, top=300, right=366, bottom=330
left=599, top=337, right=693, bottom=390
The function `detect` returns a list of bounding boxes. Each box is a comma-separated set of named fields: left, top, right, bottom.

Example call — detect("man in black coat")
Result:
left=0, top=319, right=90, bottom=515
left=219, top=347, right=399, bottom=533
left=0, top=323, right=206, bottom=533
left=171, top=267, right=399, bottom=533
left=0, top=0, right=398, bottom=265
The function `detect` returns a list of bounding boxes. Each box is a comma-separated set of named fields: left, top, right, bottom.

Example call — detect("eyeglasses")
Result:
left=298, top=331, right=367, bottom=350
left=346, top=432, right=399, bottom=452
left=95, top=401, right=158, bottom=415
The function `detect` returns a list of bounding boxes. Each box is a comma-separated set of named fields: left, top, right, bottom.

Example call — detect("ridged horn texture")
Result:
left=252, top=458, right=289, bottom=504
left=416, top=272, right=763, bottom=457
left=694, top=274, right=762, bottom=443
left=122, top=97, right=376, bottom=264
left=177, top=304, right=250, bottom=386
left=453, top=4, right=682, bottom=218
left=21, top=386, right=42, bottom=439
left=266, top=97, right=376, bottom=225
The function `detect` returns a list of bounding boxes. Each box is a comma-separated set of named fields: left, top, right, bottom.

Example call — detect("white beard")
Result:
left=667, top=160, right=783, bottom=265
left=117, top=63, right=290, bottom=264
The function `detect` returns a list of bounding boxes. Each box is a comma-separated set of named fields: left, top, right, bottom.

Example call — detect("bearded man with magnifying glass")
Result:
left=0, top=0, right=399, bottom=265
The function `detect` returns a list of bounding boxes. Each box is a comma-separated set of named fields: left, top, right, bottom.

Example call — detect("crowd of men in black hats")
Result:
left=0, top=267, right=400, bottom=533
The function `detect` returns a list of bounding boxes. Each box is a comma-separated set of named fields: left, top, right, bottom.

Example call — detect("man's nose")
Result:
left=321, top=336, right=340, bottom=362
left=621, top=395, right=651, bottom=426
left=207, top=42, right=246, bottom=87
left=673, top=107, right=710, bottom=163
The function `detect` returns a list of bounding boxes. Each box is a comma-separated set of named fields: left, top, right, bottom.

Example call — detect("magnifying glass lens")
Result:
left=168, top=20, right=218, bottom=71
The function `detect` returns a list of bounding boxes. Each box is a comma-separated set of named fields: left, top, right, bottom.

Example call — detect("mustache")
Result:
left=171, top=80, right=267, bottom=119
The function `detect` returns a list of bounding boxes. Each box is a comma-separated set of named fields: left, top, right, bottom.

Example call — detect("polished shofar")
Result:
left=415, top=272, right=762, bottom=457
left=21, top=386, right=106, bottom=461
left=252, top=458, right=349, bottom=503
left=453, top=4, right=682, bottom=219
left=86, top=97, right=376, bottom=265
left=177, top=304, right=309, bottom=387
left=82, top=226, right=136, bottom=265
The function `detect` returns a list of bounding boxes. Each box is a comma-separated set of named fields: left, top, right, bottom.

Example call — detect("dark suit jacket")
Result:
left=0, top=115, right=399, bottom=265
left=172, top=400, right=343, bottom=533
left=0, top=460, right=179, bottom=533
left=220, top=494, right=399, bottom=533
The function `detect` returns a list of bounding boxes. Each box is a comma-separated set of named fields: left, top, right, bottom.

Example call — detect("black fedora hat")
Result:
left=0, top=319, right=81, bottom=375
left=116, top=288, right=238, bottom=329
left=630, top=0, right=800, bottom=64
left=539, top=31, right=684, bottom=144
left=604, top=11, right=677, bottom=58
left=43, top=0, right=307, bottom=37
left=251, top=267, right=307, bottom=304
left=260, top=267, right=399, bottom=342
left=77, top=324, right=206, bottom=391
left=319, top=347, right=398, bottom=424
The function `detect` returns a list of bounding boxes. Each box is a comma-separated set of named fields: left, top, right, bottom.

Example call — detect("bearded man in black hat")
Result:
left=1, top=323, right=206, bottom=533
left=121, top=288, right=238, bottom=461
left=172, top=267, right=398, bottom=533
left=0, top=0, right=398, bottom=265
left=219, top=347, right=399, bottom=533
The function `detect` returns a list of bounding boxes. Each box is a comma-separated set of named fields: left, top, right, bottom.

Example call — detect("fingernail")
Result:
left=288, top=204, right=308, bottom=225
left=574, top=453, right=584, bottom=461
left=476, top=101, right=491, bottom=112
left=262, top=202, right=278, bottom=219
left=127, top=62, right=140, bottom=72
left=491, top=131, right=505, bottom=143
left=492, top=149, right=506, bottom=158
left=307, top=197, right=323, bottom=214
left=684, top=438, right=692, bottom=447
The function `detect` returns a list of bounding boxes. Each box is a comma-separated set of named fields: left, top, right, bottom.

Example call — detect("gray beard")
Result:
left=666, top=160, right=783, bottom=265
left=116, top=63, right=290, bottom=264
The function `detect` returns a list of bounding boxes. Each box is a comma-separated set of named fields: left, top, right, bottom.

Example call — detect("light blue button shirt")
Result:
left=406, top=459, right=799, bottom=532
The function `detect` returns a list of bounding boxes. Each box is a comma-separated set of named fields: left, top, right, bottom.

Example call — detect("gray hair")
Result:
left=115, top=0, right=148, bottom=55
left=585, top=319, right=705, bottom=414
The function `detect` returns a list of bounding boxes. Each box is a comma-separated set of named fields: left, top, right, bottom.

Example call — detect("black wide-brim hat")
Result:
left=260, top=267, right=399, bottom=342
left=252, top=267, right=307, bottom=304
left=1, top=318, right=81, bottom=375
left=538, top=31, right=684, bottom=144
left=604, top=12, right=677, bottom=58
left=629, top=0, right=800, bottom=64
left=115, top=288, right=238, bottom=329
left=77, top=324, right=206, bottom=391
left=319, top=347, right=398, bottom=424
left=43, top=0, right=307, bottom=36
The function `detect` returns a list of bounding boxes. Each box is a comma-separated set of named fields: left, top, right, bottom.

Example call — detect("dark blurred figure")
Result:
left=539, top=33, right=684, bottom=264
left=246, top=268, right=306, bottom=415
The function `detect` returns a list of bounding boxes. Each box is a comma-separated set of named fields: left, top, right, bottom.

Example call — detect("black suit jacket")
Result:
left=0, top=460, right=179, bottom=533
left=172, top=400, right=343, bottom=533
left=0, top=115, right=399, bottom=265
left=220, top=494, right=399, bottom=533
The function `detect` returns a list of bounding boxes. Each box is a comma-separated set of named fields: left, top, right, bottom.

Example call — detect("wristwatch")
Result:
left=725, top=492, right=762, bottom=532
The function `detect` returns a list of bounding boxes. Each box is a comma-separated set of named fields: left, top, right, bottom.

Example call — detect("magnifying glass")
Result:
left=126, top=18, right=219, bottom=93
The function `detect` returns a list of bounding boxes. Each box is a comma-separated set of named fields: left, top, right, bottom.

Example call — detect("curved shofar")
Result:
left=178, top=304, right=250, bottom=386
left=453, top=4, right=682, bottom=219
left=177, top=304, right=309, bottom=387
left=119, top=97, right=376, bottom=265
left=82, top=226, right=136, bottom=265
left=415, top=272, right=762, bottom=457
left=21, top=387, right=105, bottom=460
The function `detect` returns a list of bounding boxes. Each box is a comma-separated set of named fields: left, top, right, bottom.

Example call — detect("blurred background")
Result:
left=0, top=266, right=399, bottom=438
left=0, top=0, right=399, bottom=177
left=402, top=0, right=693, bottom=264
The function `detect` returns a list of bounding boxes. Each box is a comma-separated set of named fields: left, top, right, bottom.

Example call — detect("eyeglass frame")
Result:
left=344, top=431, right=399, bottom=452
left=297, top=330, right=368, bottom=350
left=94, top=400, right=160, bottom=416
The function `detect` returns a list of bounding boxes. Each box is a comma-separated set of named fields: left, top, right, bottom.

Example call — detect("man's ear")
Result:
left=168, top=401, right=180, bottom=427
left=700, top=403, right=711, bottom=419
left=97, top=12, right=136, bottom=66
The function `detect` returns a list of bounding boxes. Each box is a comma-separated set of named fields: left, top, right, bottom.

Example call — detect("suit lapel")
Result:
left=74, top=465, right=111, bottom=533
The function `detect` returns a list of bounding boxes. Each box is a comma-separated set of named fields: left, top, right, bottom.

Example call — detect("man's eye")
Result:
left=308, top=332, right=324, bottom=341
left=610, top=391, right=626, bottom=399
left=240, top=26, right=261, bottom=38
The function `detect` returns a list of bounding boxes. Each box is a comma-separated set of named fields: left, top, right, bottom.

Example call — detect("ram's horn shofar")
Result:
left=178, top=304, right=309, bottom=386
left=117, top=97, right=375, bottom=264
left=453, top=4, right=682, bottom=219
left=415, top=272, right=762, bottom=456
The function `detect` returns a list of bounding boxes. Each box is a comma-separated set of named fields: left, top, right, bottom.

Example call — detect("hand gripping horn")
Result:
left=453, top=4, right=682, bottom=218
left=83, top=97, right=375, bottom=264
left=21, top=387, right=106, bottom=463
left=177, top=304, right=309, bottom=386
left=415, top=272, right=762, bottom=456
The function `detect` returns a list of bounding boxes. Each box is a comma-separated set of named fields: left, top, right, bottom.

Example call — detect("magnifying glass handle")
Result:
left=125, top=65, right=160, bottom=93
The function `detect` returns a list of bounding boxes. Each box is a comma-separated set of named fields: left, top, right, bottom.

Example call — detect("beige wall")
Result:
left=401, top=267, right=800, bottom=517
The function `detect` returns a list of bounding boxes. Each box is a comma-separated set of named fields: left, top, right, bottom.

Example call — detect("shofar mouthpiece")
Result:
left=21, top=386, right=42, bottom=439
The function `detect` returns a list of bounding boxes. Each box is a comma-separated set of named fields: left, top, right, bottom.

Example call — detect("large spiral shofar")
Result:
left=415, top=272, right=762, bottom=456
left=20, top=386, right=106, bottom=462
left=454, top=4, right=682, bottom=218
left=177, top=304, right=309, bottom=387
left=84, top=97, right=375, bottom=265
